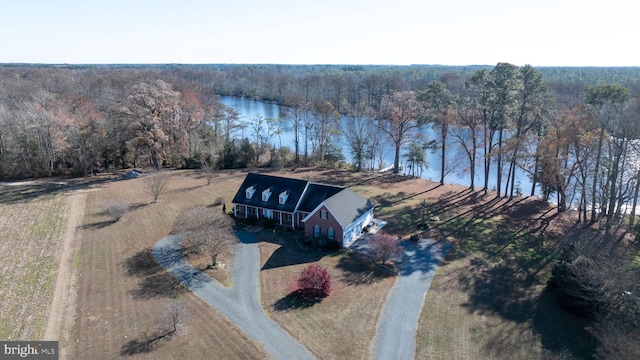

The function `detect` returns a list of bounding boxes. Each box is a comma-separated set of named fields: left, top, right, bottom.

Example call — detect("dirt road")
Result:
left=44, top=189, right=86, bottom=359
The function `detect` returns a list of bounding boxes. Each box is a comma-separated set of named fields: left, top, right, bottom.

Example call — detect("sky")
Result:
left=0, top=0, right=638, bottom=66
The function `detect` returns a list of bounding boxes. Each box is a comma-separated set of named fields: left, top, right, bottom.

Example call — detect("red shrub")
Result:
left=295, top=264, right=332, bottom=300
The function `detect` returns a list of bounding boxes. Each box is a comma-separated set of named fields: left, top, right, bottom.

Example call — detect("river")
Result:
left=219, top=95, right=535, bottom=195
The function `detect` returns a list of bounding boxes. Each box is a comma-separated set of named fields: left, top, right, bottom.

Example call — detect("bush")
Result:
left=245, top=215, right=258, bottom=226
left=294, top=264, right=332, bottom=301
left=548, top=242, right=623, bottom=317
left=261, top=218, right=275, bottom=229
left=104, top=199, right=130, bottom=221
left=368, top=232, right=403, bottom=265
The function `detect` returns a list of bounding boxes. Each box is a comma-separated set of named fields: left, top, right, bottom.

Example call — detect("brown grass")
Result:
left=6, top=167, right=606, bottom=359
left=258, top=234, right=395, bottom=359
left=276, top=169, right=601, bottom=359
left=69, top=170, right=267, bottom=359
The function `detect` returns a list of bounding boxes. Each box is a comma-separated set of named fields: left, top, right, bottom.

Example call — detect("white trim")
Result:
left=262, top=188, right=272, bottom=201
left=291, top=181, right=311, bottom=214
left=246, top=186, right=255, bottom=199
left=279, top=191, right=289, bottom=204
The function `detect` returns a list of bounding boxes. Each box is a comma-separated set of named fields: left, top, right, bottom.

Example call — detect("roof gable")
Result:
left=303, top=188, right=374, bottom=228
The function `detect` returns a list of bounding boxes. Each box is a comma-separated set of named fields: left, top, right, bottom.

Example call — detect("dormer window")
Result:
left=262, top=188, right=272, bottom=202
left=279, top=191, right=289, bottom=205
left=245, top=186, right=255, bottom=199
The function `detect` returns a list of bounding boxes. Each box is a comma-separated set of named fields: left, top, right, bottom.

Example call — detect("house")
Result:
left=231, top=173, right=375, bottom=247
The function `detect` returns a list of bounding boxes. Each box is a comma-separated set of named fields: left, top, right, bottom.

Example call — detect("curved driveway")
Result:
left=153, top=231, right=316, bottom=360
left=154, top=231, right=449, bottom=360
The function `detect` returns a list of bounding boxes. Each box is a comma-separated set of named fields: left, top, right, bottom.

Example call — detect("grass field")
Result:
left=69, top=170, right=267, bottom=359
left=2, top=167, right=604, bottom=359
left=0, top=184, right=69, bottom=340
left=258, top=232, right=395, bottom=359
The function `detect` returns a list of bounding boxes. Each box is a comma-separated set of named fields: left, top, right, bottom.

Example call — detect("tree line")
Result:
left=1, top=63, right=640, bottom=228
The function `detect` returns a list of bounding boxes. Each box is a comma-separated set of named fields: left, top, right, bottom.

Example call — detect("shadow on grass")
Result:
left=531, top=289, right=597, bottom=359
left=78, top=219, right=117, bottom=230
left=120, top=338, right=157, bottom=356
left=0, top=176, right=114, bottom=205
left=124, top=248, right=164, bottom=277
left=261, top=244, right=330, bottom=270
left=120, top=329, right=176, bottom=356
left=272, top=291, right=323, bottom=311
left=336, top=254, right=395, bottom=286
left=124, top=248, right=189, bottom=299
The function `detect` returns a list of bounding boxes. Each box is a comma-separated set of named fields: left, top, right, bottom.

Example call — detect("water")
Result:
left=219, top=95, right=536, bottom=194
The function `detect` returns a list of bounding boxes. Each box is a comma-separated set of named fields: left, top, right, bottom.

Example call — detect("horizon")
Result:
left=2, top=62, right=639, bottom=69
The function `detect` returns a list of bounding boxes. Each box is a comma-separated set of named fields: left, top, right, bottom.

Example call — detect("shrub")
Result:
left=104, top=199, right=130, bottom=221
left=368, top=232, right=403, bottom=265
left=212, top=196, right=225, bottom=206
left=261, top=218, right=275, bottom=229
left=295, top=264, right=332, bottom=301
left=245, top=215, right=258, bottom=226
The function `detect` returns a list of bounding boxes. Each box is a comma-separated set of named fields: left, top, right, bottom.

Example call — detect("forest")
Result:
left=1, top=63, right=640, bottom=228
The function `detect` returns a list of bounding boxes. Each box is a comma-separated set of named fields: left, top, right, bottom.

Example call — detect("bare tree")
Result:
left=104, top=199, right=130, bottom=222
left=199, top=161, right=217, bottom=185
left=368, top=232, right=403, bottom=266
left=377, top=91, right=422, bottom=174
left=174, top=206, right=235, bottom=267
left=121, top=301, right=189, bottom=356
left=145, top=171, right=170, bottom=203
left=342, top=112, right=376, bottom=172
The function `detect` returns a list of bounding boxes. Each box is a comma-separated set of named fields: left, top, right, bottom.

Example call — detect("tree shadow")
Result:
left=120, top=338, right=157, bottom=356
left=261, top=243, right=330, bottom=270
left=336, top=253, right=394, bottom=286
left=123, top=248, right=189, bottom=299
left=531, top=289, right=597, bottom=359
left=77, top=219, right=117, bottom=230
left=129, top=272, right=189, bottom=299
left=124, top=248, right=164, bottom=277
left=272, top=291, right=323, bottom=311
left=398, top=240, right=451, bottom=278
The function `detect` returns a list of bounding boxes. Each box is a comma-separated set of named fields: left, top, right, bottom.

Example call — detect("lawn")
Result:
left=257, top=231, right=395, bottom=359
left=307, top=171, right=599, bottom=359
left=3, top=167, right=599, bottom=359
left=0, top=183, right=69, bottom=340
left=68, top=170, right=267, bottom=359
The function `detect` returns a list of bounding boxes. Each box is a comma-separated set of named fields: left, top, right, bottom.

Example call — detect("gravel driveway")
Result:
left=153, top=231, right=316, bottom=360
left=372, top=238, right=451, bottom=360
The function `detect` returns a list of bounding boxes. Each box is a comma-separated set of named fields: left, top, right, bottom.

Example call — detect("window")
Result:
left=264, top=209, right=272, bottom=219
left=328, top=228, right=335, bottom=240
left=245, top=186, right=255, bottom=199
left=314, top=225, right=320, bottom=237
left=279, top=191, right=289, bottom=204
left=262, top=188, right=271, bottom=201
left=320, top=210, right=328, bottom=219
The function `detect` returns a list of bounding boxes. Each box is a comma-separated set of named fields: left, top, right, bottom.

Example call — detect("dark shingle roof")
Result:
left=323, top=189, right=375, bottom=227
left=231, top=173, right=308, bottom=213
left=297, top=183, right=344, bottom=213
